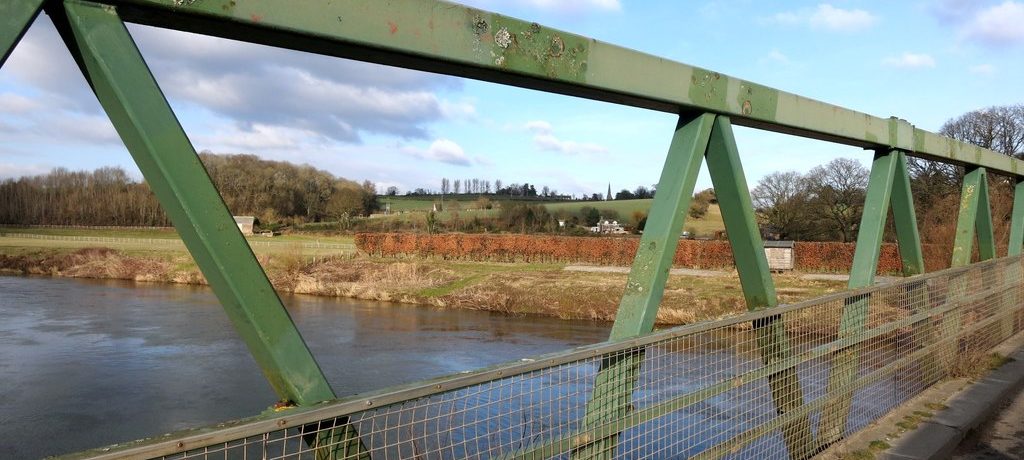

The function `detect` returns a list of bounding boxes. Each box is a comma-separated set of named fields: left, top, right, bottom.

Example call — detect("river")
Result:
left=0, top=275, right=611, bottom=459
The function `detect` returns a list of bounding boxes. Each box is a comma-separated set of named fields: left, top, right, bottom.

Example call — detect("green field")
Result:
left=374, top=196, right=725, bottom=236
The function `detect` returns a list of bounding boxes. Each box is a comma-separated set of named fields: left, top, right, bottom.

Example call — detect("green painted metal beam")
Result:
left=847, top=150, right=900, bottom=287
left=891, top=152, right=925, bottom=275
left=575, top=113, right=713, bottom=459
left=975, top=171, right=996, bottom=261
left=52, top=0, right=336, bottom=406
left=73, top=0, right=1024, bottom=178
left=608, top=113, right=715, bottom=340
left=706, top=116, right=812, bottom=459
left=819, top=149, right=899, bottom=447
left=1010, top=180, right=1024, bottom=257
left=952, top=167, right=991, bottom=267
left=0, top=0, right=44, bottom=67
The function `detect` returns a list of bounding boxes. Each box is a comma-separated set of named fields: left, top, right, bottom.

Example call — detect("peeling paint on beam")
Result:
left=91, top=0, right=1023, bottom=176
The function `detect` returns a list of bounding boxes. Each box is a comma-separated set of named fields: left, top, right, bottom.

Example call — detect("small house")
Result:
left=764, top=240, right=795, bottom=271
left=233, top=216, right=256, bottom=236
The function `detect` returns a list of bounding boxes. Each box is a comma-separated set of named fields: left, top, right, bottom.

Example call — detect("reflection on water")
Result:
left=0, top=275, right=610, bottom=459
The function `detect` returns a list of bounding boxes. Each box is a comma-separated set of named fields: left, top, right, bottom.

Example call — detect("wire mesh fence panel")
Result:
left=70, top=256, right=1024, bottom=460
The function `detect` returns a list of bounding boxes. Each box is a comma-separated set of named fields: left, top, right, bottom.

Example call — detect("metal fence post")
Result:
left=52, top=3, right=369, bottom=455
left=574, top=112, right=714, bottom=460
left=706, top=116, right=813, bottom=459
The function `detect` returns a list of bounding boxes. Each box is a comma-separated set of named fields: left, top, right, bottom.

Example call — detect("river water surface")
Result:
left=0, top=275, right=611, bottom=459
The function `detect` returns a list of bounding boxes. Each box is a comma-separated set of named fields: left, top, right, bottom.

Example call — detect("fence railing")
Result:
left=63, top=254, right=1024, bottom=460
left=0, top=232, right=354, bottom=251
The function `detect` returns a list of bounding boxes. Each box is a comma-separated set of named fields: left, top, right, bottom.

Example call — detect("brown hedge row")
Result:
left=356, top=233, right=964, bottom=274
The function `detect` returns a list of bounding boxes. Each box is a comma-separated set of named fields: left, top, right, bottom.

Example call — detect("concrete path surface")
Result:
left=952, top=384, right=1024, bottom=459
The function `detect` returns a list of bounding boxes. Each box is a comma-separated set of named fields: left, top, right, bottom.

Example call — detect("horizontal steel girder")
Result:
left=74, top=0, right=1024, bottom=177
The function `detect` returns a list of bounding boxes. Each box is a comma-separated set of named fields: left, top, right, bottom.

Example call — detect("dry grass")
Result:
left=0, top=245, right=847, bottom=325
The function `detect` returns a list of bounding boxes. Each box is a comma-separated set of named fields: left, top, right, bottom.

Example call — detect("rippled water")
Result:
left=0, top=275, right=611, bottom=459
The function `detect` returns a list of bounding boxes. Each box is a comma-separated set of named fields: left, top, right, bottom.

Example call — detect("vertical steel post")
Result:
left=951, top=167, right=991, bottom=266
left=1009, top=180, right=1024, bottom=257
left=941, top=167, right=993, bottom=374
left=819, top=149, right=899, bottom=446
left=1006, top=180, right=1024, bottom=338
left=706, top=116, right=813, bottom=459
left=575, top=113, right=714, bottom=460
left=0, top=0, right=44, bottom=67
left=53, top=3, right=368, bottom=456
left=974, top=171, right=996, bottom=262
left=891, top=152, right=925, bottom=275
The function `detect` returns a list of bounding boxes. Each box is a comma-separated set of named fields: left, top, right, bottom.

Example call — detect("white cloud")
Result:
left=0, top=93, right=41, bottom=113
left=1, top=16, right=473, bottom=149
left=524, top=120, right=553, bottom=133
left=521, top=0, right=620, bottom=11
left=961, top=1, right=1024, bottom=46
left=766, top=4, right=877, bottom=32
left=809, top=4, right=877, bottom=32
left=0, top=163, right=51, bottom=180
left=969, top=63, right=997, bottom=75
left=403, top=139, right=472, bottom=166
left=195, top=123, right=325, bottom=152
left=761, top=49, right=791, bottom=65
left=882, top=52, right=936, bottom=69
left=525, top=120, right=607, bottom=155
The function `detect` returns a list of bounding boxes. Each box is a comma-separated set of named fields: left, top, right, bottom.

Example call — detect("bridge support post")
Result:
left=574, top=112, right=714, bottom=460
left=943, top=167, right=995, bottom=370
left=819, top=149, right=898, bottom=446
left=706, top=116, right=813, bottom=459
left=577, top=114, right=812, bottom=459
left=1009, top=180, right=1024, bottom=257
left=0, top=0, right=44, bottom=67
left=1007, top=181, right=1024, bottom=336
left=49, top=1, right=367, bottom=457
left=819, top=149, right=927, bottom=447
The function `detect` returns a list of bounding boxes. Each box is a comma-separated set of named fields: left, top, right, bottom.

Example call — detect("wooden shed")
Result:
left=233, top=216, right=256, bottom=236
left=764, top=240, right=795, bottom=271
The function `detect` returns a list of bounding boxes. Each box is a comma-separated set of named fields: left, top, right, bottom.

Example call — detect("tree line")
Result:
left=752, top=104, right=1023, bottom=243
left=0, top=153, right=379, bottom=227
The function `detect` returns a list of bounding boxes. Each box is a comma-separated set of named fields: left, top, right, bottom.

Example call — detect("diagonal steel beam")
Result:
left=706, top=116, right=813, bottom=459
left=575, top=112, right=714, bottom=459
left=0, top=0, right=44, bottom=67
left=952, top=167, right=994, bottom=267
left=891, top=151, right=925, bottom=275
left=819, top=149, right=900, bottom=447
left=1010, top=179, right=1024, bottom=257
left=50, top=0, right=335, bottom=406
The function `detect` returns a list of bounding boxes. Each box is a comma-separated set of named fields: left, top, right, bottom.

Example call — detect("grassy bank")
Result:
left=0, top=245, right=843, bottom=325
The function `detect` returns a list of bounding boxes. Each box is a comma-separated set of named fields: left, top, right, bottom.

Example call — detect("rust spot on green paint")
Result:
left=472, top=15, right=489, bottom=34
left=480, top=16, right=590, bottom=81
left=736, top=81, right=778, bottom=120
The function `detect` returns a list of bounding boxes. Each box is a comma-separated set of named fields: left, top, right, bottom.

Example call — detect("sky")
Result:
left=1, top=0, right=1023, bottom=197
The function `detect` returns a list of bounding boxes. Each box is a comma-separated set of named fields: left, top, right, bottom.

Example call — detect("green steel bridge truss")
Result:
left=3, top=0, right=1023, bottom=458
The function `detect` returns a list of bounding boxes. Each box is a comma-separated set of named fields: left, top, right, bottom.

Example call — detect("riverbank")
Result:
left=0, top=246, right=845, bottom=325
